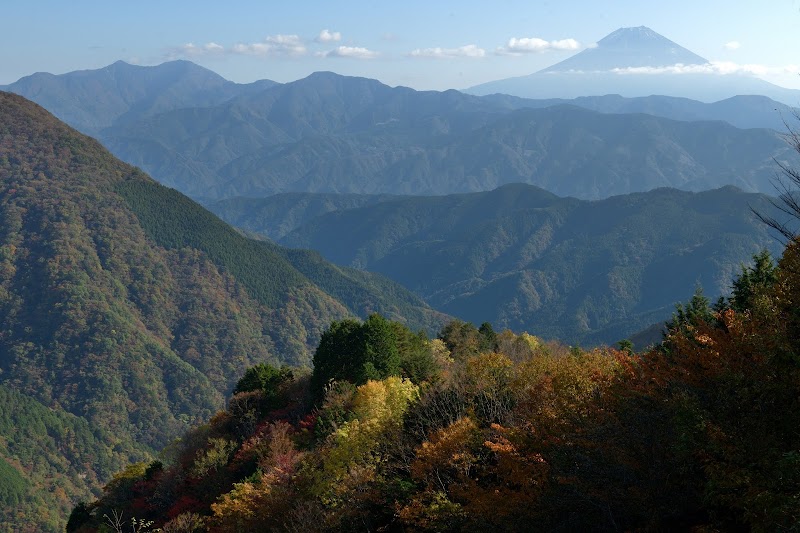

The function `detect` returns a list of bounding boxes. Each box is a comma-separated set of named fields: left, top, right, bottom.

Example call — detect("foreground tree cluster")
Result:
left=65, top=240, right=800, bottom=531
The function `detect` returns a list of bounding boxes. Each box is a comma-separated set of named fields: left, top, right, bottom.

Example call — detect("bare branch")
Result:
left=753, top=113, right=800, bottom=243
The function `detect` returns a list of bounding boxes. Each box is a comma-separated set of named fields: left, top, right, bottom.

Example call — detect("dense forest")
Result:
left=68, top=239, right=800, bottom=531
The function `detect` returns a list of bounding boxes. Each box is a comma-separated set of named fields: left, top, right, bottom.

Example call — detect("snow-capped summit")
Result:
left=543, top=26, right=708, bottom=72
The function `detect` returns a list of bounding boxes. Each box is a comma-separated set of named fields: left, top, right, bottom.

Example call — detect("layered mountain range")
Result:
left=3, top=57, right=797, bottom=202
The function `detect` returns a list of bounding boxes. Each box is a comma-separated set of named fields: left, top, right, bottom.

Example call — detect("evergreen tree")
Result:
left=730, top=250, right=776, bottom=312
left=478, top=322, right=498, bottom=353
left=665, top=286, right=715, bottom=335
left=439, top=320, right=481, bottom=360
left=311, top=318, right=364, bottom=396
left=311, top=314, right=439, bottom=398
left=360, top=313, right=401, bottom=382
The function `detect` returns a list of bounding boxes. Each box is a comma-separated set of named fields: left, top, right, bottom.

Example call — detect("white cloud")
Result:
left=498, top=36, right=581, bottom=55
left=317, top=29, right=342, bottom=43
left=233, top=34, right=306, bottom=56
left=724, top=41, right=741, bottom=51
left=409, top=44, right=485, bottom=59
left=173, top=35, right=306, bottom=58
left=178, top=42, right=225, bottom=56
left=323, top=46, right=379, bottom=59
left=609, top=61, right=800, bottom=77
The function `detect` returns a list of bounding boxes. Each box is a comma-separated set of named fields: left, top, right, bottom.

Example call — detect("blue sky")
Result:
left=3, top=0, right=800, bottom=90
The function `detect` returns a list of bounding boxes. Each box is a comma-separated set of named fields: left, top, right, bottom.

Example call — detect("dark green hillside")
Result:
left=114, top=179, right=445, bottom=335
left=0, top=91, right=441, bottom=531
left=271, top=245, right=446, bottom=331
left=0, top=384, right=122, bottom=531
left=115, top=179, right=307, bottom=308
left=279, top=184, right=781, bottom=344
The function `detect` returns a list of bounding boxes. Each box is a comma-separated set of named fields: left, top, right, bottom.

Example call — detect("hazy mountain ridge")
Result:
left=483, top=93, right=796, bottom=131
left=103, top=86, right=797, bottom=200
left=1, top=60, right=279, bottom=136
left=257, top=184, right=782, bottom=345
left=6, top=61, right=797, bottom=202
left=95, top=71, right=512, bottom=197
left=208, top=192, right=402, bottom=240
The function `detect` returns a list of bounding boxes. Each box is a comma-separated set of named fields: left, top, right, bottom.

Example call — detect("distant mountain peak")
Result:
left=466, top=25, right=800, bottom=102
left=598, top=26, right=667, bottom=46
left=541, top=26, right=707, bottom=73
left=301, top=70, right=383, bottom=85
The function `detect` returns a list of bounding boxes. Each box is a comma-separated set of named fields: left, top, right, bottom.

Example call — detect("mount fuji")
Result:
left=467, top=26, right=800, bottom=105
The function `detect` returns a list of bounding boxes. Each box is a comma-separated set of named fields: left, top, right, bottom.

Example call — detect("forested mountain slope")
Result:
left=0, top=91, right=443, bottom=531
left=101, top=73, right=794, bottom=200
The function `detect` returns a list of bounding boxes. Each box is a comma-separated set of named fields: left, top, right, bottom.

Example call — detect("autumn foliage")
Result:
left=71, top=245, right=800, bottom=531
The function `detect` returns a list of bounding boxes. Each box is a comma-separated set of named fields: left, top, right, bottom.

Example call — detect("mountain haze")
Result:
left=6, top=62, right=796, bottom=202
left=545, top=26, right=707, bottom=72
left=209, top=192, right=401, bottom=241
left=94, top=75, right=797, bottom=200
left=483, top=93, right=795, bottom=131
left=467, top=26, right=800, bottom=104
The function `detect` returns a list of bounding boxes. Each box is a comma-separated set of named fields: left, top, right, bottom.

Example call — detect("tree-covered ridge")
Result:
left=115, top=179, right=308, bottom=309
left=1, top=90, right=290, bottom=444
left=75, top=241, right=800, bottom=531
left=271, top=245, right=446, bottom=332
left=0, top=91, right=442, bottom=531
left=267, top=184, right=780, bottom=345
